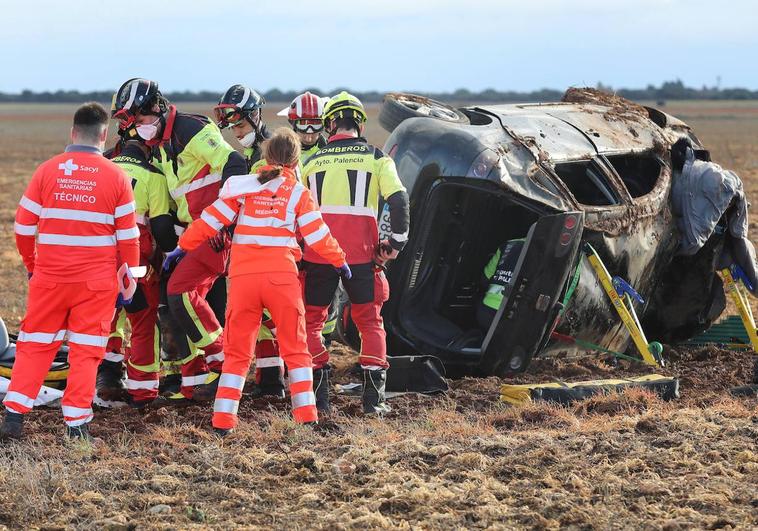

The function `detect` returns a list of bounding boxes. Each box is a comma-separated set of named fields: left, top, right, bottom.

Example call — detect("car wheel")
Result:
left=378, top=92, right=470, bottom=132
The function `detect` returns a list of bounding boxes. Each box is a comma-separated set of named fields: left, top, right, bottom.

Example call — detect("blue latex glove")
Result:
left=162, top=246, right=186, bottom=272
left=336, top=263, right=352, bottom=280
left=116, top=292, right=133, bottom=308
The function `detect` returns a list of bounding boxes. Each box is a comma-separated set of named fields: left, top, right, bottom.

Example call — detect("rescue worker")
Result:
left=280, top=91, right=328, bottom=165
left=213, top=85, right=285, bottom=397
left=213, top=84, right=270, bottom=172
left=112, top=78, right=247, bottom=402
left=301, top=92, right=410, bottom=415
left=163, top=128, right=349, bottom=435
left=1, top=103, right=139, bottom=441
left=477, top=239, right=525, bottom=332
left=111, top=136, right=176, bottom=406
left=281, top=92, right=340, bottom=344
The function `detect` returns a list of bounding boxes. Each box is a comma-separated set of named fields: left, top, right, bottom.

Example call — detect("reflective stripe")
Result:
left=303, top=225, right=329, bottom=246
left=182, top=374, right=209, bottom=387
left=115, top=201, right=136, bottom=218
left=291, top=391, right=316, bottom=409
left=135, top=213, right=147, bottom=225
left=40, top=207, right=114, bottom=224
left=256, top=357, right=283, bottom=368
left=392, top=232, right=409, bottom=243
left=38, top=233, right=116, bottom=247
left=125, top=379, right=160, bottom=390
left=18, top=329, right=67, bottom=344
left=170, top=174, right=222, bottom=200
left=213, top=398, right=239, bottom=415
left=219, top=373, right=246, bottom=391
left=361, top=365, right=385, bottom=371
left=65, top=415, right=93, bottom=427
left=354, top=170, right=368, bottom=207
left=4, top=405, right=24, bottom=414
left=232, top=234, right=297, bottom=247
left=116, top=226, right=140, bottom=240
left=201, top=210, right=224, bottom=231
left=296, top=211, right=322, bottom=227
left=212, top=199, right=237, bottom=222
left=3, top=391, right=35, bottom=408
left=104, top=351, right=124, bottom=362
left=19, top=195, right=42, bottom=215
left=68, top=331, right=108, bottom=347
left=62, top=405, right=93, bottom=418
left=238, top=214, right=294, bottom=229
left=288, top=185, right=305, bottom=214
left=123, top=81, right=138, bottom=112
left=289, top=367, right=313, bottom=384
left=14, top=222, right=37, bottom=236
left=205, top=352, right=225, bottom=363
left=319, top=205, right=376, bottom=217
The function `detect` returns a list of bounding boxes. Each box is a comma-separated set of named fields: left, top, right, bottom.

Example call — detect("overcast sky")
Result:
left=2, top=0, right=757, bottom=94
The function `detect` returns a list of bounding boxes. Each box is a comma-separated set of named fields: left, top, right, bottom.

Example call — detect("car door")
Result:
left=479, top=211, right=584, bottom=376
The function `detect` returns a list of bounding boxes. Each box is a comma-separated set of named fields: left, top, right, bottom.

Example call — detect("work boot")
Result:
left=213, top=427, right=232, bottom=438
left=250, top=367, right=286, bottom=398
left=66, top=423, right=94, bottom=443
left=0, top=411, right=24, bottom=440
left=313, top=366, right=331, bottom=413
left=190, top=371, right=221, bottom=402
left=96, top=360, right=125, bottom=401
left=362, top=369, right=391, bottom=415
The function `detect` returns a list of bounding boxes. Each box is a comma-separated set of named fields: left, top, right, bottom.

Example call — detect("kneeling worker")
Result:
left=163, top=128, right=350, bottom=435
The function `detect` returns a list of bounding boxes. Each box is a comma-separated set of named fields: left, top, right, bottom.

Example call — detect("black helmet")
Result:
left=213, top=84, right=265, bottom=129
left=111, top=78, right=168, bottom=126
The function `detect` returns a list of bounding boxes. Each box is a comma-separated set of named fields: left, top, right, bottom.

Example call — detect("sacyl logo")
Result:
left=58, top=158, right=79, bottom=176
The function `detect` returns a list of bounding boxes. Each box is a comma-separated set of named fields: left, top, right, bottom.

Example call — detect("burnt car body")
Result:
left=339, top=90, right=726, bottom=376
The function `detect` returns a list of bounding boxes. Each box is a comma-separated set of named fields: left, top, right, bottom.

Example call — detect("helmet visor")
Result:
left=293, top=119, right=323, bottom=134
left=214, top=105, right=259, bottom=129
left=112, top=108, right=136, bottom=128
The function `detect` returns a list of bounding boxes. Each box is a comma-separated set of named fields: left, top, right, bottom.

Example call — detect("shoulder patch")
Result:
left=372, top=146, right=385, bottom=160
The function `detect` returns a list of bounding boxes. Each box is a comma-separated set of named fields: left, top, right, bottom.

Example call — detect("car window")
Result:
left=605, top=153, right=663, bottom=198
left=553, top=160, right=620, bottom=206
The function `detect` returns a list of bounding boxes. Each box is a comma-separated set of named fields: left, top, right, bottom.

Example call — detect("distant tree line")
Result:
left=1, top=80, right=757, bottom=103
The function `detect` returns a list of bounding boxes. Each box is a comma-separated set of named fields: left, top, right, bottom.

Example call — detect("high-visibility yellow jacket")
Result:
left=301, top=134, right=407, bottom=264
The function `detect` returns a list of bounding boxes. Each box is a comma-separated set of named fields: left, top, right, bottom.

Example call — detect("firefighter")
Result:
left=111, top=136, right=177, bottom=407
left=1, top=103, right=139, bottom=441
left=163, top=128, right=349, bottom=435
left=301, top=92, right=410, bottom=415
left=477, top=239, right=525, bottom=332
left=112, top=78, right=247, bottom=402
left=280, top=91, right=329, bottom=165
left=213, top=84, right=271, bottom=172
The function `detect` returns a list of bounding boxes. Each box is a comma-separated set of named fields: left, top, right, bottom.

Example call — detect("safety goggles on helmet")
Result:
left=214, top=105, right=258, bottom=129
left=293, top=119, right=323, bottom=134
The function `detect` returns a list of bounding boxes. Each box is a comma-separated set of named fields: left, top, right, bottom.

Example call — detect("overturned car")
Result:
left=339, top=89, right=748, bottom=376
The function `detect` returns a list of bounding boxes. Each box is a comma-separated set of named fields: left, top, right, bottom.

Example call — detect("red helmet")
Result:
left=279, top=92, right=327, bottom=134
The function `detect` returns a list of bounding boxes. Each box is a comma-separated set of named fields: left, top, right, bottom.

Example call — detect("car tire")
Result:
left=378, top=92, right=470, bottom=133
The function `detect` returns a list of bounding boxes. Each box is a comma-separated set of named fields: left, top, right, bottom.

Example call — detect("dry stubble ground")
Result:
left=0, top=101, right=756, bottom=530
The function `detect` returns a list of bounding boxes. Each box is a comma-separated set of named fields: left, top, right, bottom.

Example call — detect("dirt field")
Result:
left=0, top=100, right=756, bottom=530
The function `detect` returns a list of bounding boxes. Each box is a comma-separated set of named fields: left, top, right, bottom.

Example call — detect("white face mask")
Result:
left=136, top=118, right=160, bottom=141
left=238, top=131, right=256, bottom=148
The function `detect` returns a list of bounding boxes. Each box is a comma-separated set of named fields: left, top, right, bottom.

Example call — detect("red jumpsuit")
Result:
left=178, top=166, right=346, bottom=429
left=6, top=145, right=139, bottom=427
